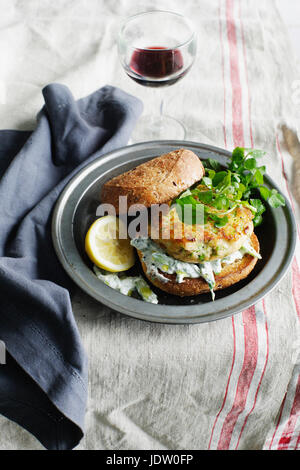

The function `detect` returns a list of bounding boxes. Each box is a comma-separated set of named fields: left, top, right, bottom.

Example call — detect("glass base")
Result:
left=130, top=114, right=186, bottom=143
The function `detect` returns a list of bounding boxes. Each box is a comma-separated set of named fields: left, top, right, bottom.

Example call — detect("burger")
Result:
left=100, top=148, right=263, bottom=300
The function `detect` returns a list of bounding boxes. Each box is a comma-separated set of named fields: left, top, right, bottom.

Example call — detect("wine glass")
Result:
left=118, top=10, right=197, bottom=142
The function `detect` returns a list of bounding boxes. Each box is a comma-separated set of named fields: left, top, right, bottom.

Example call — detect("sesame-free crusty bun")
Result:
left=136, top=233, right=260, bottom=297
left=100, top=149, right=205, bottom=213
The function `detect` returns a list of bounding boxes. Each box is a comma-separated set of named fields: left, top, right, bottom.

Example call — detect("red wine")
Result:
left=128, top=46, right=185, bottom=87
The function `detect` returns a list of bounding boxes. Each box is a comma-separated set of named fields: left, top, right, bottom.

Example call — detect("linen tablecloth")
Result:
left=0, top=0, right=299, bottom=450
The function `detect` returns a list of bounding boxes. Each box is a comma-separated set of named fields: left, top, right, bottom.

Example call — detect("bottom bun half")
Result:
left=137, top=233, right=260, bottom=297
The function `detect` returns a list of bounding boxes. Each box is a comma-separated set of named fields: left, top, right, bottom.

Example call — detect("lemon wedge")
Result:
left=85, top=216, right=135, bottom=272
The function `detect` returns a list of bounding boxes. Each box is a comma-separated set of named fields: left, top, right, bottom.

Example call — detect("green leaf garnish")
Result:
left=202, top=176, right=213, bottom=188
left=207, top=158, right=222, bottom=171
left=213, top=194, right=230, bottom=210
left=268, top=190, right=285, bottom=208
left=196, top=190, right=213, bottom=204
left=173, top=147, right=285, bottom=228
left=259, top=186, right=270, bottom=200
left=212, top=171, right=228, bottom=187
left=208, top=213, right=229, bottom=228
left=231, top=147, right=245, bottom=164
left=244, top=149, right=266, bottom=159
left=244, top=158, right=257, bottom=170
left=174, top=197, right=206, bottom=225
left=250, top=198, right=266, bottom=226
left=207, top=169, right=216, bottom=180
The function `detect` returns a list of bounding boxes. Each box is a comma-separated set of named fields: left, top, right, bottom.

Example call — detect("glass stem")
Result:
left=154, top=87, right=164, bottom=126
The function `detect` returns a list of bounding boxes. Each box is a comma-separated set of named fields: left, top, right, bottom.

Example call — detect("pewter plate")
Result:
left=52, top=141, right=297, bottom=324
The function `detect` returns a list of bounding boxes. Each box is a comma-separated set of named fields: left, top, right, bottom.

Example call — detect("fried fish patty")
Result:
left=151, top=204, right=254, bottom=262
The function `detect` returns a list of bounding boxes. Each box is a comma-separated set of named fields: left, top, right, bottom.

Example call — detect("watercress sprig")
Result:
left=173, top=147, right=285, bottom=227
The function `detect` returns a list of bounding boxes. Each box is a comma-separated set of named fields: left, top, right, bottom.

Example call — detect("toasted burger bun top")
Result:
left=100, top=148, right=205, bottom=213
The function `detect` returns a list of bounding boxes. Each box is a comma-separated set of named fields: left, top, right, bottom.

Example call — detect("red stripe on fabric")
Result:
left=238, top=0, right=253, bottom=147
left=207, top=2, right=236, bottom=449
left=208, top=316, right=236, bottom=448
left=219, top=0, right=228, bottom=149
left=277, top=376, right=300, bottom=450
left=268, top=393, right=287, bottom=449
left=230, top=1, right=270, bottom=448
left=226, top=0, right=244, bottom=147
left=235, top=300, right=269, bottom=448
left=217, top=306, right=258, bottom=449
left=213, top=0, right=260, bottom=450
